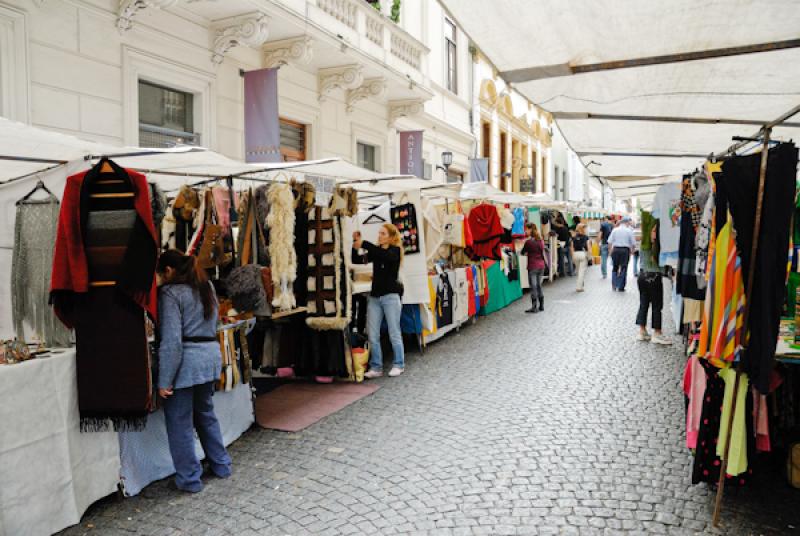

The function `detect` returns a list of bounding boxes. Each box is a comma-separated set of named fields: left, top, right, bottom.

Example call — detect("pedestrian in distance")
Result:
left=521, top=222, right=546, bottom=313
left=156, top=250, right=232, bottom=493
left=353, top=223, right=406, bottom=378
left=572, top=222, right=590, bottom=292
left=636, top=224, right=671, bottom=345
left=599, top=215, right=614, bottom=279
left=608, top=216, right=636, bottom=291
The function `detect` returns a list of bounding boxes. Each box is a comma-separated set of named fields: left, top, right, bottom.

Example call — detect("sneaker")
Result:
left=651, top=335, right=672, bottom=345
left=388, top=367, right=404, bottom=377
left=636, top=331, right=651, bottom=341
left=364, top=370, right=383, bottom=379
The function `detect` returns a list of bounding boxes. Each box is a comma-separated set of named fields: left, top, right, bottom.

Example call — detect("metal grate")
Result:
left=139, top=124, right=199, bottom=148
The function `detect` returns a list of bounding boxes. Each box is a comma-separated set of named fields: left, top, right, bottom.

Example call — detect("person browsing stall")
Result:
left=608, top=216, right=637, bottom=292
left=599, top=216, right=614, bottom=279
left=521, top=223, right=546, bottom=313
left=157, top=250, right=232, bottom=493
left=352, top=223, right=405, bottom=378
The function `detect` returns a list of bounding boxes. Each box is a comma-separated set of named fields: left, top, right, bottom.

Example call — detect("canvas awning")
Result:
left=441, top=0, right=800, bottom=205
left=0, top=118, right=419, bottom=191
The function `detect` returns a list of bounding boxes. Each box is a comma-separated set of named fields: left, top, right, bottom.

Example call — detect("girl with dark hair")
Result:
left=157, top=249, right=231, bottom=493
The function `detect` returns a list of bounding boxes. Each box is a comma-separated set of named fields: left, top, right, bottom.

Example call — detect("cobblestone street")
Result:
left=62, top=266, right=798, bottom=536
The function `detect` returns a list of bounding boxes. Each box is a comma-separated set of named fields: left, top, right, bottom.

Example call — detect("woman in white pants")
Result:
left=572, top=223, right=590, bottom=292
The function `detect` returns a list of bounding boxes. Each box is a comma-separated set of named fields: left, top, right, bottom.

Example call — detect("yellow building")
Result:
left=472, top=53, right=553, bottom=193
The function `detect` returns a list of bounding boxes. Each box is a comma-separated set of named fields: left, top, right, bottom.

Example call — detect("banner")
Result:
left=469, top=158, right=489, bottom=183
left=399, top=130, right=423, bottom=178
left=244, top=68, right=281, bottom=163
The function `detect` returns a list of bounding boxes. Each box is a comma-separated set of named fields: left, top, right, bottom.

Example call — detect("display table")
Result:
left=480, top=260, right=523, bottom=315
left=0, top=349, right=255, bottom=535
left=0, top=350, right=119, bottom=536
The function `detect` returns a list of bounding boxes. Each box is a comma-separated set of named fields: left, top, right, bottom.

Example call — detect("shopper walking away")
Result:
left=157, top=250, right=232, bottom=493
left=552, top=212, right=573, bottom=277
left=632, top=229, right=641, bottom=276
left=608, top=216, right=636, bottom=291
left=599, top=216, right=613, bottom=279
left=636, top=225, right=671, bottom=345
left=572, top=223, right=590, bottom=292
left=353, top=223, right=405, bottom=378
left=521, top=223, right=546, bottom=313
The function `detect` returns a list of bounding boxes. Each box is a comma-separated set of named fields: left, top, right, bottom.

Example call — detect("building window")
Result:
left=554, top=165, right=560, bottom=199
left=357, top=141, right=378, bottom=171
left=445, top=18, right=457, bottom=93
left=280, top=118, right=307, bottom=161
left=138, top=80, right=198, bottom=148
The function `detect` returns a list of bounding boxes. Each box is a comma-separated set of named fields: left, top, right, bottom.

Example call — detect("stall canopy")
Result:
left=0, top=118, right=418, bottom=190
left=441, top=0, right=800, bottom=205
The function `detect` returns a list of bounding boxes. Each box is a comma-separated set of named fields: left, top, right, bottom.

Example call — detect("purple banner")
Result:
left=244, top=68, right=281, bottom=163
left=399, top=130, right=424, bottom=178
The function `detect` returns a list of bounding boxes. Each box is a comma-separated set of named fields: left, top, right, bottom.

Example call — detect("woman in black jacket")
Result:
left=353, top=223, right=405, bottom=378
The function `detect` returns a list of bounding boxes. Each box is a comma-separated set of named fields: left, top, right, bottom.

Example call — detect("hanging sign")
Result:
left=306, top=174, right=336, bottom=207
left=399, top=130, right=424, bottom=178
left=244, top=68, right=281, bottom=163
left=469, top=158, right=489, bottom=183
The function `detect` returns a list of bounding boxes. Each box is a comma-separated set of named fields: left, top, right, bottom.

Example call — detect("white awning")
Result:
left=441, top=0, right=800, bottom=196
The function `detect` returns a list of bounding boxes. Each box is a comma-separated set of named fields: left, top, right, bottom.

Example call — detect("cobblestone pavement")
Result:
left=62, top=266, right=799, bottom=536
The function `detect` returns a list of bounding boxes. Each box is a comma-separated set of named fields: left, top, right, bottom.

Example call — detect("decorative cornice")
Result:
left=318, top=65, right=363, bottom=102
left=263, top=36, right=314, bottom=68
left=212, top=13, right=270, bottom=65
left=117, top=0, right=180, bottom=33
left=388, top=98, right=426, bottom=127
left=346, top=78, right=386, bottom=113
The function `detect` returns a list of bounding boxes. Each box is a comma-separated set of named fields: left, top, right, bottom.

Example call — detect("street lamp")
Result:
left=436, top=150, right=454, bottom=180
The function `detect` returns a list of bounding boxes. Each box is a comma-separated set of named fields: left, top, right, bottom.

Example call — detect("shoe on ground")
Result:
left=388, top=367, right=404, bottom=377
left=576, top=288, right=584, bottom=292
left=636, top=331, right=651, bottom=341
left=364, top=369, right=383, bottom=379
left=525, top=307, right=537, bottom=313
left=651, top=335, right=672, bottom=345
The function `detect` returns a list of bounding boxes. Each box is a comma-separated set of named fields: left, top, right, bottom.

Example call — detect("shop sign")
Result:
left=399, top=130, right=424, bottom=178
left=244, top=68, right=281, bottom=163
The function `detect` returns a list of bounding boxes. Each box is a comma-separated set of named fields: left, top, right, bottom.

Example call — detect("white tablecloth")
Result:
left=0, top=349, right=255, bottom=535
left=119, top=382, right=253, bottom=496
left=0, top=350, right=120, bottom=536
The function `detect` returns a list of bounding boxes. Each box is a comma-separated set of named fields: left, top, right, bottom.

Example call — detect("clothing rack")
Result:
left=709, top=102, right=800, bottom=527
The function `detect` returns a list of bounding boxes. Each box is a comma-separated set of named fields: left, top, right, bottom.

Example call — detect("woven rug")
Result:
left=254, top=383, right=380, bottom=432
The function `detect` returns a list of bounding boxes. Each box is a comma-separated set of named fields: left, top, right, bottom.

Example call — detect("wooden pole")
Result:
left=711, top=127, right=772, bottom=527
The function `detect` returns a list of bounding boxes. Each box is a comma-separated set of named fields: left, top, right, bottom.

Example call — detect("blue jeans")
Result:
left=600, top=244, right=609, bottom=278
left=632, top=251, right=640, bottom=276
left=163, top=381, right=232, bottom=492
left=367, top=293, right=404, bottom=371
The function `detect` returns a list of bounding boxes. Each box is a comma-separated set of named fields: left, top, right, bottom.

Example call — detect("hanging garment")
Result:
left=305, top=206, right=351, bottom=330
left=683, top=355, right=707, bottom=450
left=292, top=183, right=312, bottom=308
left=716, top=143, right=798, bottom=393
left=453, top=268, right=469, bottom=324
left=697, top=217, right=746, bottom=368
left=511, top=207, right=526, bottom=238
left=211, top=186, right=238, bottom=237
left=12, top=193, right=72, bottom=347
left=716, top=368, right=750, bottom=477
left=435, top=271, right=454, bottom=328
left=695, top=192, right=715, bottom=290
left=442, top=213, right=466, bottom=247
left=391, top=202, right=421, bottom=255
left=267, top=183, right=298, bottom=311
left=677, top=181, right=705, bottom=301
left=651, top=182, right=682, bottom=268
left=51, top=160, right=158, bottom=431
left=466, top=204, right=504, bottom=260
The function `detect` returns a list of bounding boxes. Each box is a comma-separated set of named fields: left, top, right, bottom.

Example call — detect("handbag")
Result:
left=197, top=190, right=230, bottom=269
left=789, top=443, right=800, bottom=489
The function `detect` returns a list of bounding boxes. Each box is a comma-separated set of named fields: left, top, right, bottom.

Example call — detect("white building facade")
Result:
left=0, top=0, right=474, bottom=181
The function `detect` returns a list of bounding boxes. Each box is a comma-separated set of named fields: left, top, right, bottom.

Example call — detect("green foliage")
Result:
left=390, top=0, right=401, bottom=23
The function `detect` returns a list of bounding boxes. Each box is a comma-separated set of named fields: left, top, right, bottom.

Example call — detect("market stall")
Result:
left=0, top=118, right=428, bottom=535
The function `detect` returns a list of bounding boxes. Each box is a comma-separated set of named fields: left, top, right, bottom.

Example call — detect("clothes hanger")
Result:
left=17, top=178, right=56, bottom=205
left=89, top=157, right=134, bottom=199
left=363, top=212, right=387, bottom=224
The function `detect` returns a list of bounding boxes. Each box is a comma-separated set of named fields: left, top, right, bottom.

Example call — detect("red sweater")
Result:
left=50, top=165, right=158, bottom=328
